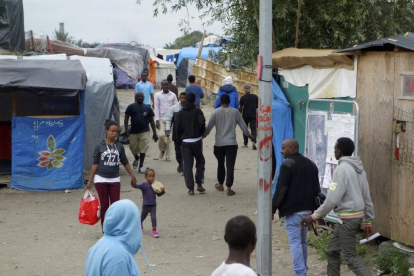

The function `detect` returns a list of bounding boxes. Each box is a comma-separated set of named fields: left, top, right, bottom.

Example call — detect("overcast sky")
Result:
left=24, top=0, right=224, bottom=48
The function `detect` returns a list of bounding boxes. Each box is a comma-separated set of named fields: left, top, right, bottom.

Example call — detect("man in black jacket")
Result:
left=176, top=93, right=206, bottom=195
left=272, top=139, right=320, bottom=276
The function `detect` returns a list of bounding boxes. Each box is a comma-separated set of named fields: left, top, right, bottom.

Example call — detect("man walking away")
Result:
left=239, top=84, right=258, bottom=150
left=185, top=75, right=204, bottom=108
left=135, top=71, right=154, bottom=108
left=165, top=92, right=186, bottom=174
left=215, top=76, right=239, bottom=109
left=176, top=93, right=206, bottom=195
left=154, top=80, right=178, bottom=161
left=272, top=139, right=320, bottom=276
left=204, top=94, right=254, bottom=196
left=167, top=74, right=179, bottom=99
left=300, top=137, right=374, bottom=276
left=211, top=216, right=258, bottom=276
left=124, top=92, right=158, bottom=173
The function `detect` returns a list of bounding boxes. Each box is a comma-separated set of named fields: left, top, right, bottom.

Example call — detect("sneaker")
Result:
left=152, top=230, right=159, bottom=238
left=138, top=167, right=145, bottom=174
left=242, top=145, right=248, bottom=148
left=252, top=144, right=257, bottom=150
left=133, top=159, right=138, bottom=169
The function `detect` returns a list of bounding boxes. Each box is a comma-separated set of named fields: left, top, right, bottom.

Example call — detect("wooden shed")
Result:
left=336, top=32, right=414, bottom=246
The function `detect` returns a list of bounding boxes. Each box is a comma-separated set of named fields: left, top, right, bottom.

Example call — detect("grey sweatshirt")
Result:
left=313, top=156, right=375, bottom=226
left=204, top=107, right=250, bottom=146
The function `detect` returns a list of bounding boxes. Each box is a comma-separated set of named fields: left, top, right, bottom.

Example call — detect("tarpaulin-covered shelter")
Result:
left=333, top=32, right=414, bottom=246
left=152, top=56, right=176, bottom=88
left=176, top=46, right=222, bottom=67
left=96, top=43, right=150, bottom=68
left=86, top=47, right=144, bottom=89
left=26, top=38, right=85, bottom=56
left=0, top=59, right=87, bottom=191
left=177, top=58, right=196, bottom=87
left=0, top=0, right=25, bottom=51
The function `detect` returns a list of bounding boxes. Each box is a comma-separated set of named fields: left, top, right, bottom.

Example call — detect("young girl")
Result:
left=85, top=120, right=137, bottom=229
left=132, top=168, right=165, bottom=238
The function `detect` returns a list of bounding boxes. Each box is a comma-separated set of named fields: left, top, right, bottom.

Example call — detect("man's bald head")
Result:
left=135, top=92, right=145, bottom=104
left=281, top=139, right=299, bottom=158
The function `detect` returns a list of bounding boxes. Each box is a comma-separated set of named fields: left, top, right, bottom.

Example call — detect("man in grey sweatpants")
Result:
left=301, top=137, right=374, bottom=276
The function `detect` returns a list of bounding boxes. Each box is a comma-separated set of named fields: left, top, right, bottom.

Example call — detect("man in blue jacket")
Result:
left=215, top=76, right=239, bottom=109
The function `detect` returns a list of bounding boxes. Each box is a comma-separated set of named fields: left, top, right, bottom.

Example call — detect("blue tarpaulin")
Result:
left=10, top=92, right=85, bottom=191
left=176, top=46, right=222, bottom=67
left=272, top=79, right=294, bottom=196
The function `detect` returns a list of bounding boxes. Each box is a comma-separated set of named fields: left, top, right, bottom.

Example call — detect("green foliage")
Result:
left=143, top=0, right=414, bottom=68
left=307, top=231, right=369, bottom=261
left=377, top=244, right=410, bottom=276
left=164, top=30, right=204, bottom=49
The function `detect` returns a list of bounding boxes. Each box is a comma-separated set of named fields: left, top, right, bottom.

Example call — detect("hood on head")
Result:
left=220, top=84, right=237, bottom=93
left=338, top=156, right=364, bottom=173
left=183, top=102, right=196, bottom=111
left=103, top=199, right=142, bottom=255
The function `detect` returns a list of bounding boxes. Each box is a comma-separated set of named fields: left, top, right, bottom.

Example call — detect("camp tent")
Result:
left=177, top=58, right=196, bottom=87
left=0, top=59, right=87, bottom=191
left=152, top=56, right=177, bottom=88
left=0, top=0, right=25, bottom=51
left=86, top=47, right=144, bottom=89
left=25, top=38, right=84, bottom=56
left=176, top=46, right=222, bottom=67
left=96, top=43, right=151, bottom=68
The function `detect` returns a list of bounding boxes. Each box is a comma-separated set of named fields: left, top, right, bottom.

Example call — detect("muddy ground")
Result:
left=0, top=89, right=376, bottom=275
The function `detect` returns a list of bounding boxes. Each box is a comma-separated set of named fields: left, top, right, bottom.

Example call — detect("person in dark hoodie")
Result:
left=85, top=120, right=137, bottom=228
left=214, top=76, right=239, bottom=109
left=176, top=92, right=206, bottom=195
left=300, top=137, right=374, bottom=276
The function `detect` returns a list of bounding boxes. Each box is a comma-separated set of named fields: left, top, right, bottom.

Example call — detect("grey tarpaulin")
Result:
left=70, top=56, right=117, bottom=169
left=177, top=58, right=196, bottom=87
left=96, top=43, right=151, bottom=68
left=0, top=0, right=25, bottom=51
left=86, top=47, right=144, bottom=80
left=0, top=59, right=86, bottom=91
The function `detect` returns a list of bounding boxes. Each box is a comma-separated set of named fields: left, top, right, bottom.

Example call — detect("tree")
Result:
left=53, top=29, right=75, bottom=44
left=164, top=30, right=204, bottom=49
left=142, top=0, right=414, bottom=68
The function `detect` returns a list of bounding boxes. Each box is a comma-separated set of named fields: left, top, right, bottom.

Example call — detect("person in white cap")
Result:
left=214, top=76, right=239, bottom=109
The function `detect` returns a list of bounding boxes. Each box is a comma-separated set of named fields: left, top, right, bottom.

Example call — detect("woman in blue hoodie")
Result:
left=214, top=76, right=239, bottom=109
left=85, top=199, right=149, bottom=276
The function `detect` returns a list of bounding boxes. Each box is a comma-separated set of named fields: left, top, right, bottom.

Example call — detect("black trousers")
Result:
left=182, top=140, right=205, bottom=191
left=174, top=141, right=183, bottom=169
left=141, top=205, right=157, bottom=227
left=243, top=115, right=257, bottom=145
left=213, top=145, right=238, bottom=188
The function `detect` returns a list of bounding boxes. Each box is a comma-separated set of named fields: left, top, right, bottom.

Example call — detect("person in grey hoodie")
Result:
left=300, top=137, right=374, bottom=276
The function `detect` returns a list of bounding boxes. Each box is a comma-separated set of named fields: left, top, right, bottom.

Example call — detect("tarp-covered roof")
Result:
left=272, top=48, right=354, bottom=70
left=96, top=43, right=150, bottom=67
left=177, top=46, right=222, bottom=67
left=0, top=59, right=87, bottom=91
left=335, top=32, right=414, bottom=53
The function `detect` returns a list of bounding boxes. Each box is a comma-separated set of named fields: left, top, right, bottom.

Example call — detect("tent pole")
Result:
left=256, top=0, right=273, bottom=275
left=197, top=30, right=207, bottom=60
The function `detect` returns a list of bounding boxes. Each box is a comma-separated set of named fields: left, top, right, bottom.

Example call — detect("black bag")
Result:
left=315, top=192, right=326, bottom=209
left=118, top=133, right=129, bottom=145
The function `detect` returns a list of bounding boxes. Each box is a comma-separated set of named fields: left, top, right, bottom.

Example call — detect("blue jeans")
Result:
left=285, top=213, right=311, bottom=276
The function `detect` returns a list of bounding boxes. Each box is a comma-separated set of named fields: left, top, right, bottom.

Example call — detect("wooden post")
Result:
left=197, top=30, right=207, bottom=59
left=295, top=0, right=302, bottom=48
left=30, top=30, right=35, bottom=51
left=46, top=35, right=54, bottom=54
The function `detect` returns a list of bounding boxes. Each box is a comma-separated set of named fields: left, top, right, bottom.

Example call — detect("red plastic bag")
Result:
left=78, top=190, right=100, bottom=225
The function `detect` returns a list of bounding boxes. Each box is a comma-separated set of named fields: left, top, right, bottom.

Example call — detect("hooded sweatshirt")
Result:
left=176, top=103, right=206, bottom=144
left=313, top=156, right=375, bottom=227
left=85, top=199, right=144, bottom=276
left=214, top=84, right=239, bottom=109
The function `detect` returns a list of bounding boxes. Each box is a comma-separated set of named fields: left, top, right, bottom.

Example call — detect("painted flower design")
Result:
left=38, top=135, right=66, bottom=170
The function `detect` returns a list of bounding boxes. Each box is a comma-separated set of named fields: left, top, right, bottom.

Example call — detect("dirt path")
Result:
left=0, top=90, right=374, bottom=275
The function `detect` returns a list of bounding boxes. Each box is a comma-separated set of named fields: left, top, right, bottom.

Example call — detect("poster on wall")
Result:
left=325, top=114, right=356, bottom=164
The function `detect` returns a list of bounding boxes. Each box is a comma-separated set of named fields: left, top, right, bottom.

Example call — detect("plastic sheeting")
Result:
left=272, top=79, right=294, bottom=196
left=113, top=67, right=135, bottom=89
left=278, top=59, right=357, bottom=99
left=152, top=56, right=176, bottom=88
left=176, top=46, right=222, bottom=67
left=96, top=43, right=150, bottom=67
left=86, top=48, right=144, bottom=81
left=0, top=0, right=25, bottom=51
left=69, top=55, right=116, bottom=170
left=0, top=59, right=87, bottom=91
left=177, top=58, right=195, bottom=87
left=10, top=92, right=85, bottom=191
